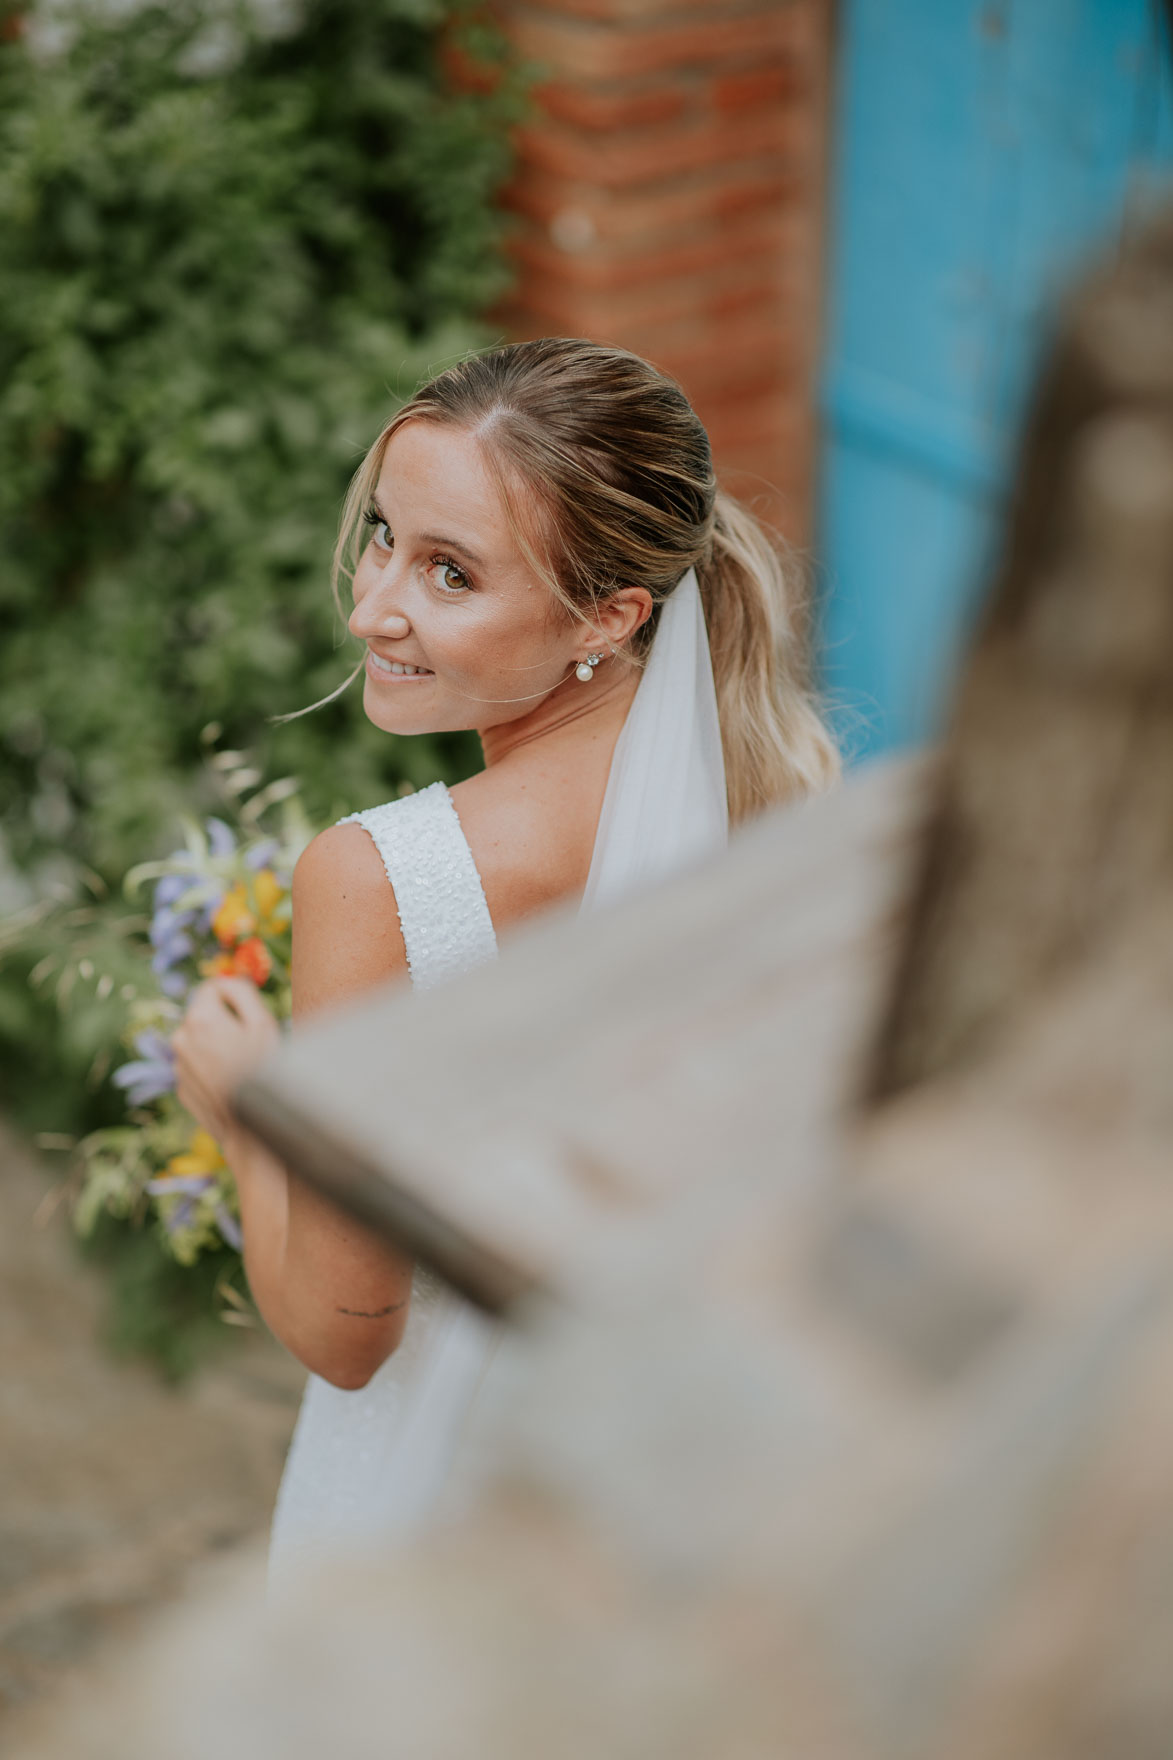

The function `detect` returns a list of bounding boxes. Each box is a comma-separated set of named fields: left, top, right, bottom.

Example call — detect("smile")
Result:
left=367, top=652, right=434, bottom=680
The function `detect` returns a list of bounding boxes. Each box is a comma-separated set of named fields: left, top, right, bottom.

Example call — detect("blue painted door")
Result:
left=818, top=0, right=1173, bottom=758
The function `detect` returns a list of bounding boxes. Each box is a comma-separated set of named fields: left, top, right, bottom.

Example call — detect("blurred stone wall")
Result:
left=0, top=1122, right=302, bottom=1725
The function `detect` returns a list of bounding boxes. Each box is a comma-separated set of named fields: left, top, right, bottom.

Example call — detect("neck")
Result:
left=477, top=659, right=640, bottom=771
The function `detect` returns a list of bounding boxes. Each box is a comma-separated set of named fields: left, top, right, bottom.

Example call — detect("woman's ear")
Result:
left=583, top=586, right=653, bottom=654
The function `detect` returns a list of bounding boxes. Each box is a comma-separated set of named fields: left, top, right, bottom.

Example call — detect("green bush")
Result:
left=0, top=0, right=524, bottom=1371
left=0, top=0, right=523, bottom=1097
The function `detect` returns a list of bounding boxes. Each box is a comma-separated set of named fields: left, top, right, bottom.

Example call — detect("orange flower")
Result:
left=198, top=938, right=271, bottom=985
left=211, top=882, right=256, bottom=948
left=230, top=936, right=272, bottom=986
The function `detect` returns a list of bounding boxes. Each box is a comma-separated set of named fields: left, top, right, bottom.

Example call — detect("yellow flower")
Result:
left=211, top=882, right=256, bottom=948
left=252, top=867, right=285, bottom=923
left=163, top=1128, right=226, bottom=1179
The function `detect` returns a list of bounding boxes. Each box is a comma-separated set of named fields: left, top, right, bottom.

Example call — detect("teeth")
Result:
left=369, top=653, right=431, bottom=676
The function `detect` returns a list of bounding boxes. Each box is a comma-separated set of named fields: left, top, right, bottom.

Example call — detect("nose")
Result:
left=348, top=560, right=412, bottom=644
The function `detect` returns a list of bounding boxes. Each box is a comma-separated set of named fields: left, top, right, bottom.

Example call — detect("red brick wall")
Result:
left=492, top=0, right=832, bottom=542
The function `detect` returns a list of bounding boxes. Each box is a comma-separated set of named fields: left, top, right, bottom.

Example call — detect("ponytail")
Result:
left=698, top=491, right=840, bottom=823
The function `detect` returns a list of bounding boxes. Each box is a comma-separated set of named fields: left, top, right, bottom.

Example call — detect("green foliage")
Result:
left=0, top=0, right=524, bottom=1374
left=0, top=0, right=521, bottom=886
left=78, top=1206, right=254, bottom=1383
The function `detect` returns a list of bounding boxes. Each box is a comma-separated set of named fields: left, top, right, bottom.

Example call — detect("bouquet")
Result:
left=64, top=753, right=316, bottom=1278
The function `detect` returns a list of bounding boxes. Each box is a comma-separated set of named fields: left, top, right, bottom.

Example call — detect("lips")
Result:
left=367, top=650, right=433, bottom=677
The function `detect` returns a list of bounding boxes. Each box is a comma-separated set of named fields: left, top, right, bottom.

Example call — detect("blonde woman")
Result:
left=172, top=339, right=839, bottom=1588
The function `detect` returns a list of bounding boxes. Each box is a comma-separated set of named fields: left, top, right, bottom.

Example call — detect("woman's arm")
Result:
left=222, top=1114, right=411, bottom=1390
left=174, top=823, right=416, bottom=1390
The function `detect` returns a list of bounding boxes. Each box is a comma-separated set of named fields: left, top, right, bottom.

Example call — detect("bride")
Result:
left=171, top=338, right=839, bottom=1589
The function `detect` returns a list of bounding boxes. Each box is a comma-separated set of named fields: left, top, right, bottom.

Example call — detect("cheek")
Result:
left=456, top=593, right=568, bottom=674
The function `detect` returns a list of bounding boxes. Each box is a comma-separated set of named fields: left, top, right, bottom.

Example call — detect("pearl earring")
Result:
left=575, top=652, right=603, bottom=682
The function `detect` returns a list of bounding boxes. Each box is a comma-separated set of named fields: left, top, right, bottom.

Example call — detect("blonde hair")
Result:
left=326, top=338, right=839, bottom=824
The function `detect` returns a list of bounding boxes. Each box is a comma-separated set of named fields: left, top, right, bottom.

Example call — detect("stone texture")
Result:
left=0, top=1121, right=301, bottom=1726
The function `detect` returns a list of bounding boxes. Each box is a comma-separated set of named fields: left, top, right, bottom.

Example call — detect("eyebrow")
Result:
left=370, top=501, right=487, bottom=571
left=419, top=531, right=488, bottom=569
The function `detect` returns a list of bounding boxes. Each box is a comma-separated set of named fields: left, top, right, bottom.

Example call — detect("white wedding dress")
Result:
left=267, top=570, right=727, bottom=1598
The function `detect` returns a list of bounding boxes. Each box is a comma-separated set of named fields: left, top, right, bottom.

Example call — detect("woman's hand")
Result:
left=172, top=975, right=281, bottom=1145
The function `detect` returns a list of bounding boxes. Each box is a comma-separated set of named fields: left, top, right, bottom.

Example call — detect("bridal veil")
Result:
left=580, top=564, right=729, bottom=915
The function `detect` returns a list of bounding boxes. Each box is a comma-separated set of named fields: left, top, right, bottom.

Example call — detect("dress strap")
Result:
left=335, top=782, right=498, bottom=993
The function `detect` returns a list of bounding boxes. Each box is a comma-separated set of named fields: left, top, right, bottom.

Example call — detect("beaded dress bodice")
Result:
left=266, top=783, right=499, bottom=1597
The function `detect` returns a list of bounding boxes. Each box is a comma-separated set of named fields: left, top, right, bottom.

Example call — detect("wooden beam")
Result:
left=234, top=754, right=931, bottom=1310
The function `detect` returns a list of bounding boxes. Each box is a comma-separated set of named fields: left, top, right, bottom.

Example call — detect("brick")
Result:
left=700, top=391, right=800, bottom=454
left=702, top=275, right=795, bottom=323
left=730, top=426, right=811, bottom=480
left=649, top=320, right=804, bottom=393
left=439, top=38, right=504, bottom=95
left=493, top=0, right=832, bottom=541
left=528, top=58, right=810, bottom=137
left=500, top=262, right=797, bottom=343
left=503, top=274, right=785, bottom=343
left=535, top=80, right=688, bottom=131
left=507, top=198, right=812, bottom=297
left=510, top=211, right=790, bottom=290
left=507, top=7, right=809, bottom=82
left=713, top=61, right=807, bottom=112
left=517, top=108, right=809, bottom=188
left=716, top=436, right=805, bottom=487
left=639, top=308, right=796, bottom=367
left=516, top=0, right=738, bottom=20
left=714, top=439, right=810, bottom=535
left=505, top=165, right=799, bottom=248
left=493, top=283, right=798, bottom=372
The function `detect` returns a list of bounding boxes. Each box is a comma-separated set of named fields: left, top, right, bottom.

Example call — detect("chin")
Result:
left=361, top=679, right=466, bottom=737
left=362, top=681, right=423, bottom=734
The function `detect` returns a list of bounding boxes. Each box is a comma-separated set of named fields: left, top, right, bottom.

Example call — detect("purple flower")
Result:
left=206, top=817, right=236, bottom=858
left=112, top=1062, right=173, bottom=1105
left=112, top=1031, right=176, bottom=1104
left=193, top=886, right=226, bottom=935
left=244, top=838, right=279, bottom=871
left=160, top=1196, right=197, bottom=1235
left=133, top=1029, right=173, bottom=1065
left=151, top=937, right=194, bottom=999
left=146, top=1175, right=214, bottom=1198
left=215, top=1205, right=244, bottom=1251
left=150, top=903, right=196, bottom=949
left=113, top=1059, right=175, bottom=1108
left=154, top=873, right=189, bottom=908
left=150, top=917, right=196, bottom=997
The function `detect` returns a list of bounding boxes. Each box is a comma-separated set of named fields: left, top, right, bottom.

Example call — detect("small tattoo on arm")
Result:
left=335, top=1300, right=406, bottom=1319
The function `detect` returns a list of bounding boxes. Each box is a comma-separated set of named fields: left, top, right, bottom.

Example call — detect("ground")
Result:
left=0, top=1118, right=302, bottom=1725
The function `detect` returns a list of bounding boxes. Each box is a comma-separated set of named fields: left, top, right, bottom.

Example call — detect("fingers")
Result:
left=184, top=976, right=261, bottom=1028
left=208, top=974, right=273, bottom=1023
left=184, top=979, right=231, bottom=1019
left=173, top=1058, right=227, bottom=1139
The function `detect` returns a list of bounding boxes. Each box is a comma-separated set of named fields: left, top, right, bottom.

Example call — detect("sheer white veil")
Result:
left=579, top=565, right=728, bottom=915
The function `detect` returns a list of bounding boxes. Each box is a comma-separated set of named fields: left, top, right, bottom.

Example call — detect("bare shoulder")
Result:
left=291, top=821, right=407, bottom=1017
left=448, top=765, right=600, bottom=933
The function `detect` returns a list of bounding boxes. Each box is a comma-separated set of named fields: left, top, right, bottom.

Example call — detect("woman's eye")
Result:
left=363, top=511, right=392, bottom=551
left=431, top=558, right=471, bottom=595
